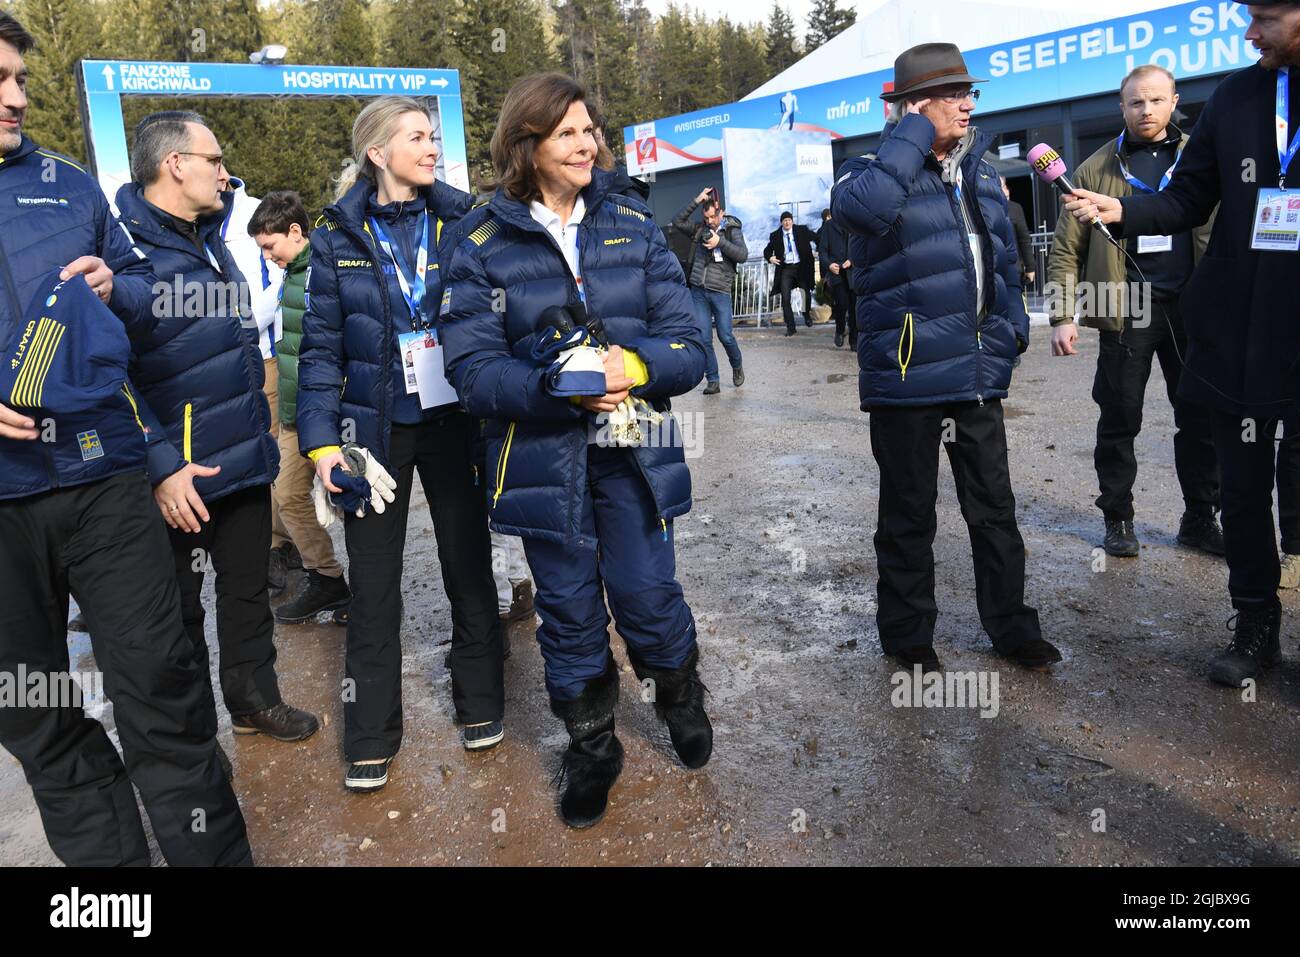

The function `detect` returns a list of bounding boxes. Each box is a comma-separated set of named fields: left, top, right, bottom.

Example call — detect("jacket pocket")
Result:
left=492, top=421, right=517, bottom=507
left=897, top=312, right=915, bottom=381
left=183, top=402, right=193, bottom=462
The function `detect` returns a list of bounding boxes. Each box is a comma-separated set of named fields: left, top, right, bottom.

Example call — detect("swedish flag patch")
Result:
left=77, top=430, right=104, bottom=461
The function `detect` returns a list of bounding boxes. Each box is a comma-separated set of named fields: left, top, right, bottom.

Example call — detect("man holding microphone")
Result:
left=1064, top=2, right=1300, bottom=687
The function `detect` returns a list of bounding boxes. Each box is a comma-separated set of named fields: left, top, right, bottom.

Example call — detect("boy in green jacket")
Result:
left=249, top=191, right=351, bottom=622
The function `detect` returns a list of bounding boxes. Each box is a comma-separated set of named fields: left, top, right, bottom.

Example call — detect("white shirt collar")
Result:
left=529, top=195, right=585, bottom=232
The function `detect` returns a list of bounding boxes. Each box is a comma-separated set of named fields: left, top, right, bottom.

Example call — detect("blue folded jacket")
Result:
left=1, top=271, right=131, bottom=413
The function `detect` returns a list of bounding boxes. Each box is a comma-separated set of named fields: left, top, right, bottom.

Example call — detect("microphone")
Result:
left=1027, top=143, right=1117, bottom=245
left=538, top=304, right=576, bottom=336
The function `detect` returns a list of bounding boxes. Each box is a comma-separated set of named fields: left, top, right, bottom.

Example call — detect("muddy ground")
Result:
left=2, top=322, right=1297, bottom=866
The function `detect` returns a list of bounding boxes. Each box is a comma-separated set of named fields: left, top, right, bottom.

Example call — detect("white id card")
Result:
left=398, top=330, right=459, bottom=409
left=1137, top=235, right=1173, bottom=254
left=1250, top=188, right=1300, bottom=252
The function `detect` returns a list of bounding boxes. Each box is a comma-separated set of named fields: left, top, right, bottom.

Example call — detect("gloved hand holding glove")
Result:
left=310, top=444, right=397, bottom=527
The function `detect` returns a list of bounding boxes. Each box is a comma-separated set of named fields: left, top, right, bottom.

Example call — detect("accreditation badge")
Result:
left=1250, top=188, right=1300, bottom=252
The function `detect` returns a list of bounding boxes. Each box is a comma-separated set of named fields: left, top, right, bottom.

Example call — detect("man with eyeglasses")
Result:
left=115, top=110, right=320, bottom=747
left=831, top=42, right=1060, bottom=674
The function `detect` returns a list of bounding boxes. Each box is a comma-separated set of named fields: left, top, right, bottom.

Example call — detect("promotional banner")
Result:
left=625, top=0, right=1261, bottom=174
left=77, top=60, right=469, bottom=200
left=721, top=128, right=833, bottom=253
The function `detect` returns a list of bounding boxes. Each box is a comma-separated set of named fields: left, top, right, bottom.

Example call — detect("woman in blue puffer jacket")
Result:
left=439, top=73, right=712, bottom=829
left=297, top=96, right=503, bottom=794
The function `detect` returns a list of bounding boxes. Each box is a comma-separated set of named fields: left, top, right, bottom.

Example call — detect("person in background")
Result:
left=763, top=211, right=817, bottom=336
left=1000, top=175, right=1035, bottom=289
left=215, top=164, right=298, bottom=594
left=817, top=207, right=856, bottom=349
left=247, top=190, right=353, bottom=625
left=672, top=187, right=747, bottom=394
left=1047, top=64, right=1220, bottom=561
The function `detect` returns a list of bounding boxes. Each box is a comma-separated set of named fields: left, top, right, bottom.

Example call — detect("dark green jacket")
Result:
left=277, top=240, right=311, bottom=426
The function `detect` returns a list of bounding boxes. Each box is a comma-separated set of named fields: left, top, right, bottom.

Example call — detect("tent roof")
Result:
left=744, top=0, right=1184, bottom=100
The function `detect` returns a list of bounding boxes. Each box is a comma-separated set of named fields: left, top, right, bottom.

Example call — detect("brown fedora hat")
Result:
left=880, top=42, right=987, bottom=103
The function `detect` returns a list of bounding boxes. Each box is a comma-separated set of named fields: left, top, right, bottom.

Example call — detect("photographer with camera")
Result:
left=672, top=187, right=747, bottom=393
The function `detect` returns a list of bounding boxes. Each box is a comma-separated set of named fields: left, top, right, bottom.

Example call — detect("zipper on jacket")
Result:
left=183, top=402, right=193, bottom=461
left=626, top=442, right=670, bottom=541
left=897, top=312, right=914, bottom=381
left=492, top=421, right=516, bottom=507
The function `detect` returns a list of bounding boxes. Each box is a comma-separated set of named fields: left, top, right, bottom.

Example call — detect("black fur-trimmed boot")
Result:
left=628, top=647, right=713, bottom=769
left=549, top=657, right=624, bottom=828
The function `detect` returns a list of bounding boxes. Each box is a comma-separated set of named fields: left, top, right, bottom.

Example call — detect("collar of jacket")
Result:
left=934, top=127, right=990, bottom=182
left=487, top=166, right=618, bottom=235
left=0, top=134, right=38, bottom=168
left=114, top=182, right=231, bottom=257
left=328, top=177, right=464, bottom=239
left=287, top=240, right=311, bottom=275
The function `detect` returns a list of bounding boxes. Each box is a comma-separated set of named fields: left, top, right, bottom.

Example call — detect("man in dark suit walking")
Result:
left=764, top=211, right=817, bottom=335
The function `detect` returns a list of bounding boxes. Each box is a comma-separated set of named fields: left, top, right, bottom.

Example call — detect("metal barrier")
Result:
left=732, top=259, right=776, bottom=326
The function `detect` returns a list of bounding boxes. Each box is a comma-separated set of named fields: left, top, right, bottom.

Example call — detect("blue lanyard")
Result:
left=1115, top=130, right=1184, bottom=193
left=369, top=211, right=431, bottom=327
left=573, top=229, right=586, bottom=304
left=1278, top=67, right=1300, bottom=189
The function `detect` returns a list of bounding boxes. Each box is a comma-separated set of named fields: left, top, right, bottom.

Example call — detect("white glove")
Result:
left=311, top=473, right=341, bottom=529
left=343, top=443, right=397, bottom=515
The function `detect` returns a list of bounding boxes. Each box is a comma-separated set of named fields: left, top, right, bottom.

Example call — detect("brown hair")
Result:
left=0, top=12, right=35, bottom=54
left=490, top=72, right=601, bottom=202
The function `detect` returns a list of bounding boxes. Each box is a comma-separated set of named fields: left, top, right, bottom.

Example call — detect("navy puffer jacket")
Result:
left=297, top=178, right=475, bottom=468
left=115, top=184, right=278, bottom=500
left=438, top=168, right=706, bottom=545
left=0, top=137, right=158, bottom=500
left=831, top=113, right=1030, bottom=409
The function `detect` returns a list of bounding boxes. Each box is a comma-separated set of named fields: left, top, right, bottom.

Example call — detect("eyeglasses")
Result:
left=177, top=151, right=225, bottom=168
left=935, top=88, right=981, bottom=104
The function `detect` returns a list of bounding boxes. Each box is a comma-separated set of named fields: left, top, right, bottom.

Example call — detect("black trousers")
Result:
left=828, top=278, right=857, bottom=341
left=0, top=471, right=251, bottom=866
left=1092, top=298, right=1218, bottom=521
left=168, top=483, right=281, bottom=717
left=777, top=264, right=811, bottom=333
left=342, top=414, right=503, bottom=761
left=1210, top=409, right=1300, bottom=605
left=869, top=400, right=1041, bottom=653
left=1276, top=419, right=1300, bottom=555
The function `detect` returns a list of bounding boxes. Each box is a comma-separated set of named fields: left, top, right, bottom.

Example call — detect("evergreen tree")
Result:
left=804, top=0, right=855, bottom=54
left=764, top=1, right=798, bottom=76
left=11, top=0, right=102, bottom=160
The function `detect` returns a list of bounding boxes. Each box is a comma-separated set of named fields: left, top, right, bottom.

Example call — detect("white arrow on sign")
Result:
left=101, top=64, right=115, bottom=91
left=430, top=77, right=448, bottom=88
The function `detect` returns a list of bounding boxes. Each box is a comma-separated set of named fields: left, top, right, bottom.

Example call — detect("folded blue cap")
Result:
left=1, top=271, right=130, bottom=413
left=328, top=465, right=372, bottom=515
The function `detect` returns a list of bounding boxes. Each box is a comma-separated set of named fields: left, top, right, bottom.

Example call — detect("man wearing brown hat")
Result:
left=831, top=42, right=1060, bottom=673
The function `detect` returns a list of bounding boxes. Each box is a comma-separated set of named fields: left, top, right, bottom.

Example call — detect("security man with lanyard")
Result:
left=1048, top=64, right=1221, bottom=561
left=1065, top=1, right=1300, bottom=688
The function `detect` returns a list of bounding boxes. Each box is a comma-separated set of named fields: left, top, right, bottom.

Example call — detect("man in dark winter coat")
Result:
left=120, top=110, right=319, bottom=744
left=0, top=13, right=252, bottom=866
left=763, top=211, right=817, bottom=334
left=1064, top=2, right=1300, bottom=687
left=832, top=41, right=1061, bottom=673
left=817, top=208, right=856, bottom=348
